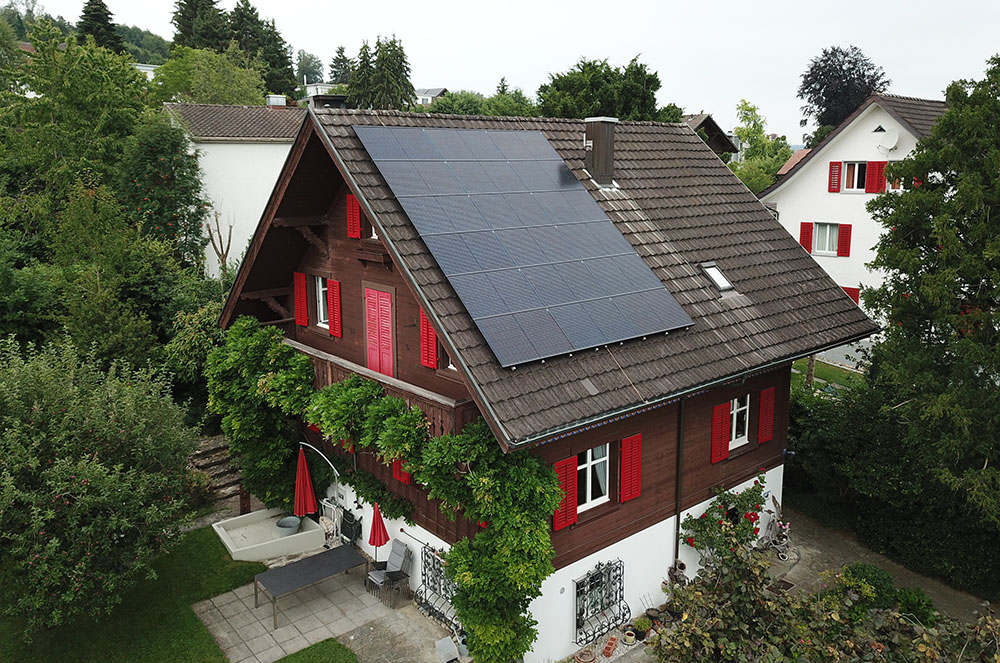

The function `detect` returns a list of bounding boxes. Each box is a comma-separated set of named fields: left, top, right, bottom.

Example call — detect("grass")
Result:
left=0, top=526, right=266, bottom=663
left=277, top=639, right=358, bottom=662
left=791, top=358, right=862, bottom=392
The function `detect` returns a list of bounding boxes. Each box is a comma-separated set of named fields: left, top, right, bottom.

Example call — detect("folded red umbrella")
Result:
left=294, top=447, right=318, bottom=517
left=369, top=502, right=390, bottom=561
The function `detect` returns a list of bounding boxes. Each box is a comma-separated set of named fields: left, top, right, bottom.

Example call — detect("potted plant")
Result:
left=633, top=615, right=652, bottom=641
left=665, top=595, right=684, bottom=619
left=622, top=627, right=636, bottom=645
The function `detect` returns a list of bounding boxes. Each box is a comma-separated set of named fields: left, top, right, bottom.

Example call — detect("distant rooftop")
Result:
left=165, top=103, right=306, bottom=141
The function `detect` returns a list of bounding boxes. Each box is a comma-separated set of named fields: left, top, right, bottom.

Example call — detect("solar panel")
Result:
left=354, top=125, right=693, bottom=367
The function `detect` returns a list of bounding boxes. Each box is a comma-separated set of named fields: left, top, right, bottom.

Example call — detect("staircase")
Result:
left=191, top=435, right=241, bottom=501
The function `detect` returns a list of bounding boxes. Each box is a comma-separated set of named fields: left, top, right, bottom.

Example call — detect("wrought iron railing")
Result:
left=414, top=544, right=462, bottom=635
left=574, top=559, right=630, bottom=645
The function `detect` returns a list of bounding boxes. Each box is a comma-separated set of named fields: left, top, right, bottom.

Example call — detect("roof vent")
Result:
left=266, top=94, right=286, bottom=108
left=584, top=116, right=618, bottom=186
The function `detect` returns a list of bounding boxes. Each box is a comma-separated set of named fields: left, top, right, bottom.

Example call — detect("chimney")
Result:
left=266, top=94, right=286, bottom=108
left=584, top=116, right=618, bottom=186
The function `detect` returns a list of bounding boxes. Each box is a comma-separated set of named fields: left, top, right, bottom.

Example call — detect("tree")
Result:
left=798, top=45, right=890, bottom=141
left=727, top=100, right=792, bottom=194
left=370, top=35, right=414, bottom=111
left=865, top=56, right=1000, bottom=527
left=228, top=0, right=262, bottom=55
left=429, top=90, right=484, bottom=115
left=116, top=24, right=171, bottom=65
left=480, top=78, right=536, bottom=117
left=295, top=49, right=322, bottom=86
left=0, top=338, right=197, bottom=634
left=256, top=18, right=295, bottom=97
left=116, top=110, right=210, bottom=268
left=347, top=40, right=373, bottom=108
left=0, top=14, right=23, bottom=92
left=171, top=0, right=228, bottom=51
left=152, top=43, right=265, bottom=105
left=77, top=0, right=123, bottom=53
left=327, top=44, right=350, bottom=84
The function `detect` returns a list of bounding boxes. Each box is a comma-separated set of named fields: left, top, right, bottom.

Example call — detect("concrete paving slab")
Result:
left=257, top=645, right=284, bottom=663
left=245, top=632, right=277, bottom=655
left=301, top=625, right=333, bottom=644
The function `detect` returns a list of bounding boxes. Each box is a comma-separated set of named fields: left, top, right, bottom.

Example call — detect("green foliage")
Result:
left=896, top=587, right=936, bottom=626
left=798, top=45, right=890, bottom=129
left=805, top=123, right=835, bottom=148
left=843, top=563, right=896, bottom=611
left=537, top=56, right=680, bottom=122
left=255, top=19, right=295, bottom=97
left=152, top=43, right=265, bottom=105
left=0, top=230, right=60, bottom=343
left=327, top=45, right=350, bottom=85
left=117, top=109, right=209, bottom=267
left=0, top=338, right=197, bottom=635
left=348, top=36, right=414, bottom=111
left=728, top=99, right=792, bottom=193
left=295, top=49, right=323, bottom=86
left=431, top=80, right=538, bottom=118
left=77, top=0, right=123, bottom=53
left=171, top=0, right=227, bottom=52
left=633, top=615, right=652, bottom=632
left=274, top=637, right=358, bottom=663
left=429, top=90, right=485, bottom=115
left=117, top=24, right=171, bottom=65
left=680, top=472, right=766, bottom=564
left=307, top=375, right=384, bottom=445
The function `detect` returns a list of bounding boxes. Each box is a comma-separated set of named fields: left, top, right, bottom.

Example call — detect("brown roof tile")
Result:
left=165, top=103, right=306, bottom=141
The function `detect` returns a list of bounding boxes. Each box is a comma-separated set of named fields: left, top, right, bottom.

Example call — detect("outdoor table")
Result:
left=254, top=545, right=367, bottom=629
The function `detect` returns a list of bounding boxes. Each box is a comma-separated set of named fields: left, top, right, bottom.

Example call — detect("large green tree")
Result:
left=256, top=18, right=294, bottom=96
left=371, top=35, right=414, bottom=111
left=429, top=89, right=484, bottom=115
left=346, top=40, right=373, bottom=108
left=295, top=48, right=323, bottom=86
left=152, top=43, right=265, bottom=105
left=865, top=56, right=1000, bottom=526
left=171, top=0, right=227, bottom=51
left=798, top=45, right=890, bottom=145
left=77, top=0, right=123, bottom=52
left=727, top=99, right=792, bottom=194
left=327, top=44, right=350, bottom=84
left=0, top=338, right=197, bottom=634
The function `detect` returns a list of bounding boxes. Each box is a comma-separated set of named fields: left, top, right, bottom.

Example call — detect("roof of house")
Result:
left=226, top=110, right=877, bottom=448
left=777, top=148, right=811, bottom=176
left=761, top=94, right=947, bottom=197
left=165, top=103, right=306, bottom=141
left=682, top=113, right=739, bottom=155
left=414, top=88, right=448, bottom=97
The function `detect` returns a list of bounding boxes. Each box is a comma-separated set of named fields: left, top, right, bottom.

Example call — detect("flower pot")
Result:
left=276, top=516, right=301, bottom=537
left=646, top=607, right=664, bottom=622
left=666, top=605, right=683, bottom=619
left=574, top=647, right=596, bottom=663
left=622, top=630, right=636, bottom=645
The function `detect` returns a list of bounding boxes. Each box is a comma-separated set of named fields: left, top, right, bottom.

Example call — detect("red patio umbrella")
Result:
left=369, top=502, right=390, bottom=562
left=294, top=447, right=318, bottom=517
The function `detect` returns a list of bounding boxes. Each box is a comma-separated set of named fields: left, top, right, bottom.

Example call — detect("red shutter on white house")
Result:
left=552, top=456, right=578, bottom=531
left=711, top=402, right=731, bottom=464
left=392, top=459, right=412, bottom=485
left=620, top=434, right=642, bottom=503
left=758, top=387, right=775, bottom=444
left=327, top=279, right=342, bottom=337
left=347, top=194, right=362, bottom=239
left=842, top=286, right=861, bottom=305
left=865, top=161, right=888, bottom=193
left=419, top=308, right=437, bottom=368
left=837, top=224, right=852, bottom=257
left=828, top=162, right=842, bottom=192
left=799, top=222, right=814, bottom=253
left=293, top=272, right=308, bottom=326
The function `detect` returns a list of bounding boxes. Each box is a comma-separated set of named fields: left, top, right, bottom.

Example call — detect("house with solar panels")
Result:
left=220, top=109, right=876, bottom=662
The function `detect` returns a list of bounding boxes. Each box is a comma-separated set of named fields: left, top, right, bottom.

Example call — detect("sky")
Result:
left=34, top=0, right=1000, bottom=143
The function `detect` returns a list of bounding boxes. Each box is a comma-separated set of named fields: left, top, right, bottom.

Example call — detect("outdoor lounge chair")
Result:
left=340, top=509, right=362, bottom=547
left=365, top=540, right=412, bottom=606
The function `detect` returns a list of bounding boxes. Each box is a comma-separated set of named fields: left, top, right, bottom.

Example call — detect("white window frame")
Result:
left=842, top=161, right=868, bottom=192
left=729, top=394, right=750, bottom=451
left=813, top=222, right=839, bottom=256
left=315, top=276, right=329, bottom=329
left=577, top=443, right=610, bottom=513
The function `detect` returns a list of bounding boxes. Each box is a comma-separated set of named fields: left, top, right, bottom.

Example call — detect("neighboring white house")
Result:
left=165, top=101, right=306, bottom=275
left=413, top=87, right=447, bottom=106
left=760, top=94, right=947, bottom=311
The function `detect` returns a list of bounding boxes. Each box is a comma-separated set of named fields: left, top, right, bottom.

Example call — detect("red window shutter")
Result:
left=327, top=279, right=341, bottom=337
left=365, top=288, right=380, bottom=371
left=865, top=161, right=887, bottom=193
left=392, top=459, right=412, bottom=485
left=757, top=387, right=775, bottom=445
left=828, top=162, right=842, bottom=192
left=836, top=224, right=852, bottom=257
left=711, top=402, right=731, bottom=464
left=842, top=286, right=860, bottom=305
left=799, top=222, right=813, bottom=253
left=346, top=193, right=362, bottom=239
left=293, top=272, right=308, bottom=326
left=552, top=456, right=578, bottom=531
left=620, top=434, right=642, bottom=503
left=377, top=290, right=394, bottom=377
left=419, top=308, right=437, bottom=368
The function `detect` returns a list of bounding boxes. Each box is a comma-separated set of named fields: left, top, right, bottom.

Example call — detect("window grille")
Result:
left=414, top=544, right=462, bottom=636
left=574, top=559, right=630, bottom=645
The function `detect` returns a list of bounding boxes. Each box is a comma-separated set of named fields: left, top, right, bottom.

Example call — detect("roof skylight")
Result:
left=701, top=262, right=734, bottom=292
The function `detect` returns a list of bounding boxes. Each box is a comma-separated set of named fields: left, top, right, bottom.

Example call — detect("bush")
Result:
left=896, top=586, right=937, bottom=625
left=184, top=469, right=214, bottom=509
left=843, top=562, right=896, bottom=611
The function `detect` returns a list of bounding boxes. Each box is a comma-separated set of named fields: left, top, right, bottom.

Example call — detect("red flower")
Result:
left=718, top=520, right=723, bottom=525
left=754, top=527, right=760, bottom=535
left=686, top=536, right=695, bottom=547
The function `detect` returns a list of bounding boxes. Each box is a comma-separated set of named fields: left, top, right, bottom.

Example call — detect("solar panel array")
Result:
left=354, top=125, right=693, bottom=367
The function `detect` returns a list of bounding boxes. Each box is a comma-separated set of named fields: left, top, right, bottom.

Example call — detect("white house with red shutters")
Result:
left=760, top=94, right=946, bottom=312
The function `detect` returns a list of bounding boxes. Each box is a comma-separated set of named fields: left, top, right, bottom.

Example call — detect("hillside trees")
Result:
left=117, top=24, right=171, bottom=64
left=727, top=99, right=792, bottom=194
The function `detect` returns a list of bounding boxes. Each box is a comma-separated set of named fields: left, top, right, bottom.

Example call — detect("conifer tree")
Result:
left=371, top=35, right=413, bottom=111
left=228, top=0, right=262, bottom=55
left=171, top=0, right=227, bottom=51
left=347, top=40, right=374, bottom=108
left=328, top=45, right=351, bottom=84
left=77, top=0, right=123, bottom=52
left=257, top=18, right=295, bottom=97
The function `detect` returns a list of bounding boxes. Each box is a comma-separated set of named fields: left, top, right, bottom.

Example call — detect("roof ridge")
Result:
left=312, top=107, right=686, bottom=127
left=877, top=93, right=946, bottom=104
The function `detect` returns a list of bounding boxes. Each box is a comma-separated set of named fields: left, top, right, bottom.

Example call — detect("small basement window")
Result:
left=701, top=262, right=734, bottom=292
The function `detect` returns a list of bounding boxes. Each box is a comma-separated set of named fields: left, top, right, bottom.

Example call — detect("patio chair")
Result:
left=365, top=540, right=412, bottom=607
left=340, top=509, right=362, bottom=547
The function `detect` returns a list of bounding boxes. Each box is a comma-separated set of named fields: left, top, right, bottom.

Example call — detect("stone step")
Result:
left=214, top=482, right=242, bottom=500
left=192, top=435, right=228, bottom=460
left=191, top=448, right=231, bottom=471
left=203, top=460, right=239, bottom=481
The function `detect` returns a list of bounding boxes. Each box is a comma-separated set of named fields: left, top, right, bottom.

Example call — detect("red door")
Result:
left=364, top=287, right=394, bottom=377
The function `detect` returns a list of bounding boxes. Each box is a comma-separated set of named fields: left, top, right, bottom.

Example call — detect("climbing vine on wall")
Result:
left=206, top=317, right=563, bottom=663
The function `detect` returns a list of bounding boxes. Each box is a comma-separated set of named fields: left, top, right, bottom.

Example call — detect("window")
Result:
left=843, top=161, right=868, bottom=190
left=576, top=443, right=609, bottom=512
left=574, top=559, right=629, bottom=645
left=729, top=394, right=751, bottom=451
left=315, top=276, right=329, bottom=328
left=701, top=262, right=734, bottom=292
left=813, top=223, right=839, bottom=255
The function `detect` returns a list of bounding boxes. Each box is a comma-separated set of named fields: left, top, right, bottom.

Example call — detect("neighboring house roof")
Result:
left=165, top=103, right=306, bottom=141
left=226, top=110, right=876, bottom=448
left=682, top=113, right=739, bottom=155
left=414, top=87, right=447, bottom=97
left=761, top=94, right=947, bottom=197
left=777, top=148, right=811, bottom=176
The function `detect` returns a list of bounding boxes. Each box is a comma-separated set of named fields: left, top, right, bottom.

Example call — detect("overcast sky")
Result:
left=35, top=0, right=1000, bottom=144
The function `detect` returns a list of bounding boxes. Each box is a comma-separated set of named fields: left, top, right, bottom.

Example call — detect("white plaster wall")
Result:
left=525, top=517, right=677, bottom=663
left=762, top=104, right=920, bottom=314
left=676, top=464, right=785, bottom=577
left=196, top=141, right=293, bottom=276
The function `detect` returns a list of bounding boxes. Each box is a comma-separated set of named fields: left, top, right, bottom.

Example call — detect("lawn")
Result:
left=0, top=526, right=266, bottom=663
left=277, top=639, right=358, bottom=662
left=791, top=357, right=861, bottom=392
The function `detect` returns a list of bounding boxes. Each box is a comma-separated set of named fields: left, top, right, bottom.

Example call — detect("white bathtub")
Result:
left=213, top=508, right=325, bottom=561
